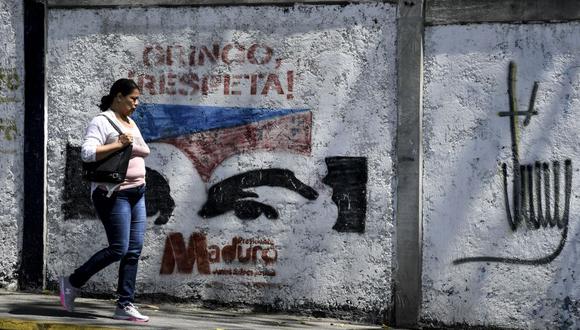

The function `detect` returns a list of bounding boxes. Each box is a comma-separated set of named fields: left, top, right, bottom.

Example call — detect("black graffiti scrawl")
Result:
left=323, top=157, right=368, bottom=233
left=454, top=62, right=572, bottom=266
left=198, top=168, right=319, bottom=220
left=62, top=144, right=175, bottom=225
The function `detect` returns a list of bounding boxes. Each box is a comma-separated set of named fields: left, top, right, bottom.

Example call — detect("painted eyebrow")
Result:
left=198, top=168, right=318, bottom=220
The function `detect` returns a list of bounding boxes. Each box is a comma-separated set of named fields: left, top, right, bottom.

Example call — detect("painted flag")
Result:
left=133, top=103, right=312, bottom=181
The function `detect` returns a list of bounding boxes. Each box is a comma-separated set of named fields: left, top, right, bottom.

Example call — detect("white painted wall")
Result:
left=423, top=23, right=580, bottom=329
left=46, top=4, right=396, bottom=320
left=0, top=0, right=24, bottom=290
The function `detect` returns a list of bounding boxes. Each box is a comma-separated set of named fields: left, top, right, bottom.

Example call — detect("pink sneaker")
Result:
left=59, top=276, right=78, bottom=312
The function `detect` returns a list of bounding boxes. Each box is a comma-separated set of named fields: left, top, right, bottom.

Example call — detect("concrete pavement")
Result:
left=0, top=290, right=391, bottom=330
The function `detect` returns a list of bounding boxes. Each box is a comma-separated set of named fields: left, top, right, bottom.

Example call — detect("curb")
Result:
left=0, top=318, right=121, bottom=330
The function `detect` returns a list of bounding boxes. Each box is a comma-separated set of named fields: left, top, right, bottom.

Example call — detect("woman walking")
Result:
left=59, top=78, right=150, bottom=322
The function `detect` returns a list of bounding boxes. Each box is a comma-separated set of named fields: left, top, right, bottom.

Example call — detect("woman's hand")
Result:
left=118, top=132, right=134, bottom=146
left=94, top=133, right=133, bottom=161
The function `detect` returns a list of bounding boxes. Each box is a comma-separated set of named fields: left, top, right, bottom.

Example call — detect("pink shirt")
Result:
left=119, top=125, right=150, bottom=190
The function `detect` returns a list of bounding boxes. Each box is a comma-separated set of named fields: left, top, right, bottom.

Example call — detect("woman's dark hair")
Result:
left=99, top=78, right=140, bottom=111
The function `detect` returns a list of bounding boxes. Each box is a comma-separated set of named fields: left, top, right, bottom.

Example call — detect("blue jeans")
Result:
left=69, top=184, right=147, bottom=304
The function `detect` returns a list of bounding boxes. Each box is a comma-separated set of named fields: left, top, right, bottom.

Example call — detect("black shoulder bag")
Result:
left=82, top=115, right=133, bottom=183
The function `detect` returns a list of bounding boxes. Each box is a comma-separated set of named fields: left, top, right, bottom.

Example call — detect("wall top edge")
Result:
left=47, top=0, right=580, bottom=26
left=47, top=0, right=397, bottom=8
left=426, top=18, right=580, bottom=27
left=425, top=0, right=580, bottom=26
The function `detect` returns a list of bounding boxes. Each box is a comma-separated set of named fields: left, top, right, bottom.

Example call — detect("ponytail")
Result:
left=98, top=78, right=140, bottom=111
left=99, top=94, right=114, bottom=111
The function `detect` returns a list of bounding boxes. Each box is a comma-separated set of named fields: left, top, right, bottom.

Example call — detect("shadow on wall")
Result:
left=62, top=144, right=175, bottom=225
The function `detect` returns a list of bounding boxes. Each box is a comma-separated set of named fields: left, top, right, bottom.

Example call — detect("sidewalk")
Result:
left=0, top=290, right=390, bottom=330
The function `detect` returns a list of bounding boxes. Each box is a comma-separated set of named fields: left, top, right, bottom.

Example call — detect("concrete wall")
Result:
left=10, top=1, right=576, bottom=327
left=423, top=23, right=580, bottom=328
left=0, top=0, right=24, bottom=290
left=46, top=4, right=396, bottom=321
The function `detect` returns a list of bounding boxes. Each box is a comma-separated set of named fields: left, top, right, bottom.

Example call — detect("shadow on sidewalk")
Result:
left=7, top=301, right=99, bottom=320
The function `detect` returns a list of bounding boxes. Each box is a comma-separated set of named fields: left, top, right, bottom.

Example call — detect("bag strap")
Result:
left=98, top=114, right=125, bottom=135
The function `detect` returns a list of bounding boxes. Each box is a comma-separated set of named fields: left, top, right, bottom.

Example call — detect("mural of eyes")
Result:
left=198, top=168, right=319, bottom=220
left=65, top=104, right=371, bottom=232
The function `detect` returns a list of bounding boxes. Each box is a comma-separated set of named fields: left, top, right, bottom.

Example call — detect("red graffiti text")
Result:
left=130, top=43, right=294, bottom=99
left=142, top=44, right=275, bottom=67
left=160, top=232, right=278, bottom=276
left=128, top=71, right=294, bottom=99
